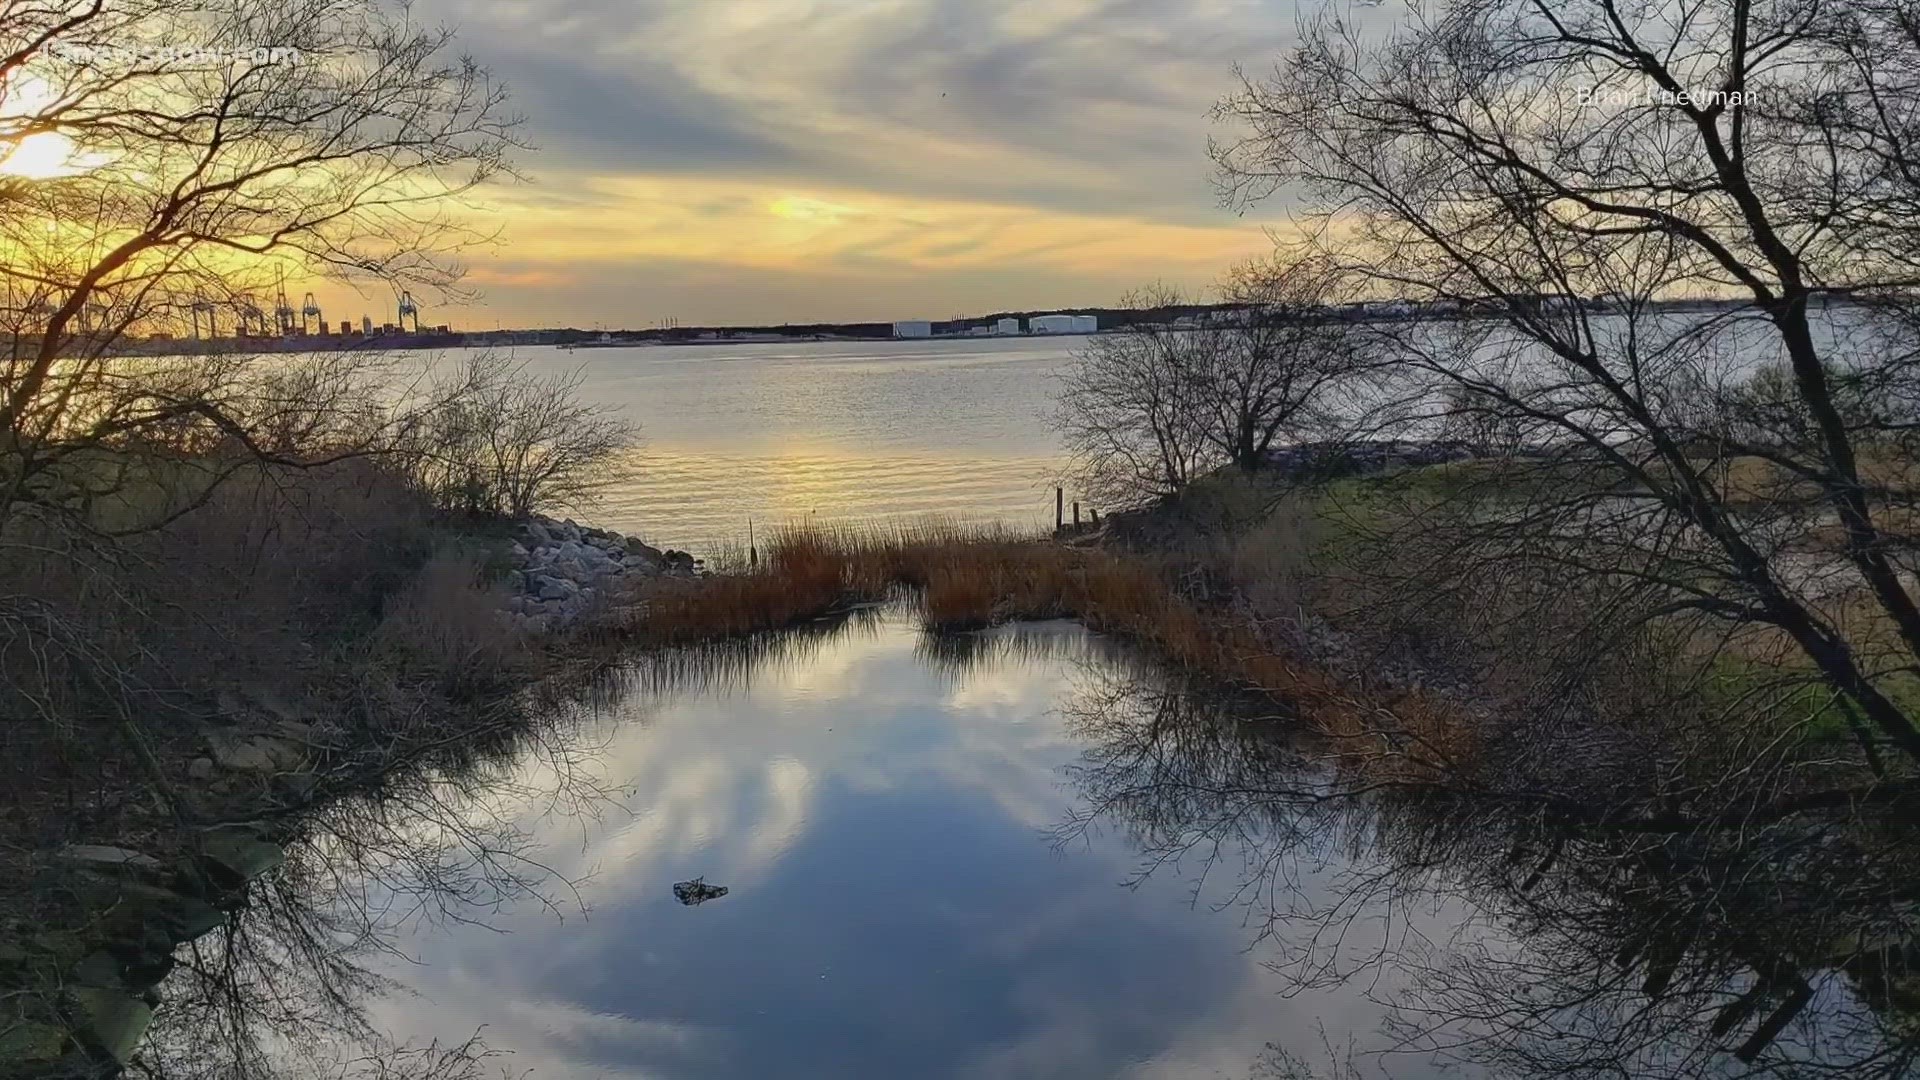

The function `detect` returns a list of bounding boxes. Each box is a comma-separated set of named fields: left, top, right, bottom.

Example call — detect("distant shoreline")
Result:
left=60, top=293, right=1849, bottom=359
left=557, top=330, right=1104, bottom=350
left=87, top=328, right=1106, bottom=358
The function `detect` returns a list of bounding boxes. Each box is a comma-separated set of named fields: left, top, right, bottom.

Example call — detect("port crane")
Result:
left=273, top=290, right=295, bottom=336
left=189, top=299, right=217, bottom=340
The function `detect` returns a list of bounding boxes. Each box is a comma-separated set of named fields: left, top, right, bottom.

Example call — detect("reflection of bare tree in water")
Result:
left=128, top=694, right=618, bottom=1078
left=69, top=607, right=1920, bottom=1078
left=914, top=619, right=1139, bottom=682
left=1052, top=661, right=1920, bottom=1079
left=1055, top=667, right=1325, bottom=889
left=121, top=609, right=886, bottom=1078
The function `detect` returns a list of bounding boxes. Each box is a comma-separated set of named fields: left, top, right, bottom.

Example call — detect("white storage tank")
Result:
left=996, top=317, right=1021, bottom=335
left=1071, top=314, right=1098, bottom=333
left=892, top=319, right=933, bottom=338
left=1029, top=314, right=1076, bottom=334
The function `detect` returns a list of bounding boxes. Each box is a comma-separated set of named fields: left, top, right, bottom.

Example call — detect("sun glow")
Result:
left=0, top=131, right=95, bottom=179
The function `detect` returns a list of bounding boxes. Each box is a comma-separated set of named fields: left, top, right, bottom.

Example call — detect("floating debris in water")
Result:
left=672, top=877, right=728, bottom=905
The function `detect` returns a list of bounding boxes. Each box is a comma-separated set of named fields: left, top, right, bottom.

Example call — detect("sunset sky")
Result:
left=330, top=0, right=1318, bottom=331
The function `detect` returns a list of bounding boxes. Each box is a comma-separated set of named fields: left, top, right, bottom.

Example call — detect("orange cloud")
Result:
left=471, top=174, right=1273, bottom=282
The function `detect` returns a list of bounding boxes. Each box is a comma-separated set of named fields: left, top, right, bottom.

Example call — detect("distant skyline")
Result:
left=307, top=0, right=1351, bottom=330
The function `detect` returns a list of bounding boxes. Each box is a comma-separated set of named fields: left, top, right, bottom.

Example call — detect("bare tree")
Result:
left=1209, top=254, right=1367, bottom=469
left=1056, top=262, right=1365, bottom=508
left=1056, top=283, right=1221, bottom=507
left=1214, top=0, right=1920, bottom=763
left=0, top=0, right=521, bottom=528
left=410, top=353, right=639, bottom=519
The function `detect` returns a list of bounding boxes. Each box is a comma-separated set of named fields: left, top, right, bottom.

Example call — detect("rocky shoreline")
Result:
left=498, top=515, right=699, bottom=632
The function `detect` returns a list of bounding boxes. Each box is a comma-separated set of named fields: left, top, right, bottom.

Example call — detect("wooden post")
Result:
left=1055, top=487, right=1064, bottom=531
left=1089, top=507, right=1099, bottom=526
left=1072, top=501, right=1080, bottom=528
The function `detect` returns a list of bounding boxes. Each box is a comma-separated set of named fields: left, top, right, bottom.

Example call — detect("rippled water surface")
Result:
left=487, top=338, right=1077, bottom=550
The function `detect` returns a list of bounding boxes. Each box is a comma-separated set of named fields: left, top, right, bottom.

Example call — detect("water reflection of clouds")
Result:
left=277, top=601, right=1908, bottom=1080
left=354, top=616, right=1410, bottom=1079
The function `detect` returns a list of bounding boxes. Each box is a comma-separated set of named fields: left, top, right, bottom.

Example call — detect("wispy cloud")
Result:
left=353, top=0, right=1310, bottom=325
left=482, top=174, right=1270, bottom=276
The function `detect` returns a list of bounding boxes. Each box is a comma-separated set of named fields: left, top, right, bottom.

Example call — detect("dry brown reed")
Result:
left=625, top=519, right=1475, bottom=779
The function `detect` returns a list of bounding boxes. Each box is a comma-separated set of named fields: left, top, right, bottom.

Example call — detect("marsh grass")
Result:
left=627, top=517, right=1475, bottom=778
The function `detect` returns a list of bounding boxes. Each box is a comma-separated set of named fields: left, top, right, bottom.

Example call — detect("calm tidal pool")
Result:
left=136, top=612, right=1912, bottom=1079
left=342, top=616, right=1447, bottom=1079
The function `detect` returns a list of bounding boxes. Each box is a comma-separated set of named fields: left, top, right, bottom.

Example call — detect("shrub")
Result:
left=406, top=353, right=639, bottom=519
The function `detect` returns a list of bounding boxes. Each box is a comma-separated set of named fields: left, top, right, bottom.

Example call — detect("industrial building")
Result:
left=996, top=317, right=1021, bottom=335
left=1029, top=313, right=1097, bottom=334
left=892, top=319, right=933, bottom=338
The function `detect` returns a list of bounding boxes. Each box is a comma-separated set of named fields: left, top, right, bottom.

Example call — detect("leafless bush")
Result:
left=1055, top=283, right=1219, bottom=506
left=0, top=458, right=505, bottom=843
left=1057, top=261, right=1369, bottom=509
left=405, top=353, right=639, bottom=519
left=369, top=543, right=528, bottom=685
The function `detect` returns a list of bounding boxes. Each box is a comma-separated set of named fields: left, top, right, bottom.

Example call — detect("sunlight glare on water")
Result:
left=467, top=337, right=1078, bottom=551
